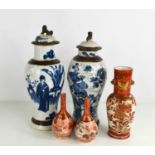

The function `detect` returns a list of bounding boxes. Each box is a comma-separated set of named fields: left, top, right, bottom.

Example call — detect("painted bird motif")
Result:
left=118, top=82, right=129, bottom=90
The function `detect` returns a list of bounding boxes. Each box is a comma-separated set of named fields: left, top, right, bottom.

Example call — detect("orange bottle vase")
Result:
left=75, top=98, right=98, bottom=142
left=52, top=93, right=74, bottom=138
left=106, top=66, right=136, bottom=139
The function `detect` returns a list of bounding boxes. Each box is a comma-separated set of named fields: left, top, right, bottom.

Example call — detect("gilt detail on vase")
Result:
left=67, top=32, right=107, bottom=125
left=25, top=25, right=65, bottom=130
left=106, top=66, right=136, bottom=139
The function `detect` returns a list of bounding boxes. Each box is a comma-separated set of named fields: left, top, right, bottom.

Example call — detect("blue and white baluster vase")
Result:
left=67, top=32, right=107, bottom=125
left=25, top=25, right=65, bottom=130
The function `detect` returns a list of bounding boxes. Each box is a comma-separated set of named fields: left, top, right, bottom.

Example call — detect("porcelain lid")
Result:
left=77, top=32, right=102, bottom=51
left=32, top=25, right=59, bottom=46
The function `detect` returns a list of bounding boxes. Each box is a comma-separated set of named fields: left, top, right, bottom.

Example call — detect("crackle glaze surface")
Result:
left=25, top=26, right=64, bottom=130
left=107, top=94, right=136, bottom=139
left=68, top=59, right=106, bottom=123
left=75, top=120, right=98, bottom=142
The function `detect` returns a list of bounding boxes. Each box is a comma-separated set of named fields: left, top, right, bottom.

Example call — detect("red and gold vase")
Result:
left=75, top=98, right=98, bottom=142
left=106, top=66, right=136, bottom=139
left=52, top=93, right=74, bottom=138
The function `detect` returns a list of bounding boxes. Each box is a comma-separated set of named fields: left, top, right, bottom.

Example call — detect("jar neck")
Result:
left=60, top=93, right=66, bottom=113
left=113, top=81, right=132, bottom=97
left=34, top=45, right=56, bottom=61
left=112, top=67, right=134, bottom=97
left=83, top=98, right=90, bottom=116
left=81, top=98, right=93, bottom=122
left=78, top=50, right=98, bottom=57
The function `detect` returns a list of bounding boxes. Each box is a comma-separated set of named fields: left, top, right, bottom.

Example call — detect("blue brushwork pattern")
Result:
left=89, top=53, right=95, bottom=57
left=84, top=65, right=92, bottom=72
left=26, top=75, right=40, bottom=103
left=26, top=64, right=64, bottom=115
left=82, top=52, right=89, bottom=57
left=35, top=36, right=48, bottom=42
left=42, top=65, right=64, bottom=106
left=68, top=63, right=106, bottom=122
left=90, top=68, right=106, bottom=88
left=68, top=63, right=88, bottom=120
left=82, top=51, right=96, bottom=57
left=43, top=50, right=55, bottom=60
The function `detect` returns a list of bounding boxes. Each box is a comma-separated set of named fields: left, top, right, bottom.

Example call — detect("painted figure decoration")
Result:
left=36, top=75, right=49, bottom=112
left=106, top=66, right=136, bottom=139
left=25, top=25, right=65, bottom=130
left=67, top=32, right=107, bottom=125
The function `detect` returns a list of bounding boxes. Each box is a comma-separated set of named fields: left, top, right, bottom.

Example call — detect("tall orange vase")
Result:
left=106, top=66, right=136, bottom=139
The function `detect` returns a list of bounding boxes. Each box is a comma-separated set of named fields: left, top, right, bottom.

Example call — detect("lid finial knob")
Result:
left=86, top=31, right=93, bottom=41
left=41, top=25, right=53, bottom=35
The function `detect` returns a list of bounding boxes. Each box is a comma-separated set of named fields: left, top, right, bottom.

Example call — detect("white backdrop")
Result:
left=0, top=9, right=154, bottom=104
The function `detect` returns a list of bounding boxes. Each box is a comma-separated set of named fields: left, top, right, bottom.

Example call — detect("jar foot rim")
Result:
left=30, top=117, right=52, bottom=131
left=108, top=130, right=130, bottom=140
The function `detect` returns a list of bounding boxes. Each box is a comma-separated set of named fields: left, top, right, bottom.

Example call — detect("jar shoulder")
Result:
left=68, top=57, right=106, bottom=68
left=107, top=93, right=136, bottom=103
left=73, top=55, right=103, bottom=62
left=27, top=58, right=61, bottom=66
left=25, top=60, right=65, bottom=76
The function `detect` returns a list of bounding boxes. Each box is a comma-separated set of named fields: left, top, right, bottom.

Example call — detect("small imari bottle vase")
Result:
left=106, top=66, right=136, bottom=139
left=52, top=93, right=74, bottom=138
left=25, top=25, right=65, bottom=130
left=75, top=97, right=98, bottom=142
left=67, top=32, right=107, bottom=125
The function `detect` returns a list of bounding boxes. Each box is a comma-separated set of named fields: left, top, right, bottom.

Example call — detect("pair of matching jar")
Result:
left=25, top=25, right=136, bottom=141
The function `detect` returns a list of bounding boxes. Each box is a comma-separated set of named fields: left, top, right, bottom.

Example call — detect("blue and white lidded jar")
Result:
left=67, top=32, right=107, bottom=125
left=25, top=25, right=65, bottom=130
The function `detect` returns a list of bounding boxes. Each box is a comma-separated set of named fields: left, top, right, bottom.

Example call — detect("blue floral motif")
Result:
left=26, top=64, right=64, bottom=115
left=42, top=65, right=64, bottom=106
left=89, top=94, right=97, bottom=104
left=90, top=105, right=96, bottom=118
left=82, top=51, right=96, bottom=57
left=82, top=52, right=89, bottom=57
left=68, top=63, right=89, bottom=120
left=26, top=75, right=40, bottom=103
left=43, top=50, right=55, bottom=60
left=35, top=36, right=48, bottom=42
left=89, top=53, right=95, bottom=56
left=84, top=65, right=92, bottom=72
left=68, top=63, right=107, bottom=123
left=89, top=94, right=100, bottom=118
left=74, top=107, right=82, bottom=120
left=91, top=68, right=106, bottom=88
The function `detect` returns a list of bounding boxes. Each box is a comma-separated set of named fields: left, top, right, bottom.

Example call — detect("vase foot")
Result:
left=108, top=130, right=130, bottom=140
left=30, top=117, right=51, bottom=131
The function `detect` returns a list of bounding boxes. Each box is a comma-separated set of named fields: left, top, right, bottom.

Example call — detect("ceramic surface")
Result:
left=25, top=26, right=65, bottom=130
